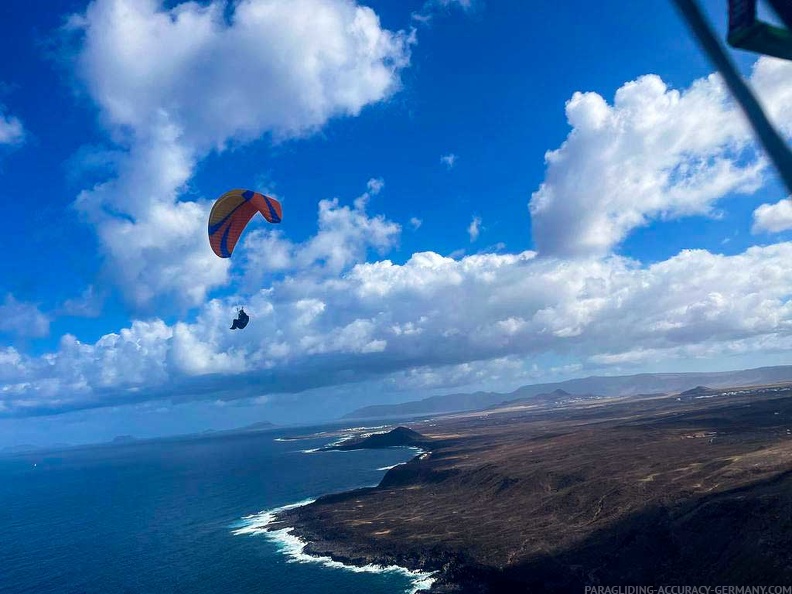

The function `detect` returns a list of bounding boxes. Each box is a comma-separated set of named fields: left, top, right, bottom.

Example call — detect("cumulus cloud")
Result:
left=0, top=295, right=50, bottom=338
left=14, top=42, right=792, bottom=420
left=527, top=61, right=792, bottom=256
left=521, top=54, right=792, bottom=259
left=239, top=182, right=401, bottom=287
left=65, top=0, right=413, bottom=310
left=71, top=0, right=412, bottom=147
left=468, top=215, right=481, bottom=242
left=752, top=197, right=792, bottom=233
left=440, top=153, right=457, bottom=169
left=410, top=217, right=423, bottom=230
left=6, top=235, right=792, bottom=416
left=0, top=107, right=24, bottom=145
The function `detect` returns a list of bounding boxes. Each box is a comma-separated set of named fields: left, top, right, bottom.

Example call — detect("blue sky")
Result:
left=3, top=0, right=792, bottom=447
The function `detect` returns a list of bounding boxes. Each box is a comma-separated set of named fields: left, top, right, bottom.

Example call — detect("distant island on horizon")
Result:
left=0, top=420, right=278, bottom=456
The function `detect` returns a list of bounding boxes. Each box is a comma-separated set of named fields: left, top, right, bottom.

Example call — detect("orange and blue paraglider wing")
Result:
left=208, top=189, right=282, bottom=258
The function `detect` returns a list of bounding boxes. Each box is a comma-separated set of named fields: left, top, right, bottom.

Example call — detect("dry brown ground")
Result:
left=274, top=386, right=792, bottom=592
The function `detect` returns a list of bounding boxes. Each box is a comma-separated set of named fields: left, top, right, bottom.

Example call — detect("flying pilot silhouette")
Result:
left=230, top=308, right=249, bottom=330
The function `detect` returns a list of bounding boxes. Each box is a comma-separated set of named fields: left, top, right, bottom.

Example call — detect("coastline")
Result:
left=267, top=447, right=479, bottom=594
left=256, top=388, right=792, bottom=593
left=262, top=426, right=473, bottom=593
left=234, top=497, right=437, bottom=594
left=232, top=436, right=439, bottom=594
left=268, top=499, right=465, bottom=593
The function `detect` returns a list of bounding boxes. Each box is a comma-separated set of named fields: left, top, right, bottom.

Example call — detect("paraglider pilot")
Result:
left=230, top=308, right=249, bottom=330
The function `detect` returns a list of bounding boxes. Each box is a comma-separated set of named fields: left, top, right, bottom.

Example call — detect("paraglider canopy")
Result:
left=208, top=189, right=283, bottom=258
left=230, top=308, right=249, bottom=330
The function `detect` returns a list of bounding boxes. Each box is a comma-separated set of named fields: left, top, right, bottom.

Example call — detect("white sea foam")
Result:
left=328, top=425, right=394, bottom=448
left=231, top=498, right=316, bottom=536
left=341, top=425, right=389, bottom=433
left=275, top=430, right=329, bottom=442
left=232, top=499, right=436, bottom=593
left=377, top=462, right=407, bottom=471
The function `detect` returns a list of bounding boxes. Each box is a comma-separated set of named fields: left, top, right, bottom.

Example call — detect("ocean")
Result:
left=0, top=424, right=433, bottom=594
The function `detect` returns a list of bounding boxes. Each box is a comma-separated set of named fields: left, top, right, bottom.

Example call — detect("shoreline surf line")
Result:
left=231, top=499, right=436, bottom=594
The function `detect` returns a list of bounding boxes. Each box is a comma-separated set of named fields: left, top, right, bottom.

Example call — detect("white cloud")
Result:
left=59, top=286, right=103, bottom=318
left=436, top=0, right=474, bottom=7
left=413, top=0, right=475, bottom=24
left=366, top=177, right=385, bottom=195
left=440, top=153, right=457, bottom=169
left=410, top=217, right=423, bottom=230
left=7, top=234, right=792, bottom=416
left=468, top=215, right=481, bottom=242
left=354, top=177, right=385, bottom=210
left=97, top=199, right=226, bottom=309
left=71, top=0, right=413, bottom=148
left=0, top=107, right=24, bottom=145
left=0, top=295, right=50, bottom=338
left=294, top=195, right=401, bottom=272
left=380, top=356, right=538, bottom=393
left=527, top=64, right=792, bottom=256
left=0, top=347, right=26, bottom=383
left=66, top=0, right=413, bottom=310
left=13, top=49, right=792, bottom=419
left=168, top=321, right=244, bottom=376
left=589, top=333, right=792, bottom=368
left=447, top=247, right=466, bottom=259
left=752, top=197, right=792, bottom=233
left=240, top=182, right=401, bottom=288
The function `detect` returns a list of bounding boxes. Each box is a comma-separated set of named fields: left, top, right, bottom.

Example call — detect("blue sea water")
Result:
left=0, top=424, right=430, bottom=594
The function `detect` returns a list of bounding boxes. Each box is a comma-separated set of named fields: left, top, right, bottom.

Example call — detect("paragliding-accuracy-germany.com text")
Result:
left=584, top=586, right=792, bottom=594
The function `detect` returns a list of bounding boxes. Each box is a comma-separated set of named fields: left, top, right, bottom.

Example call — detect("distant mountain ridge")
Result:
left=678, top=385, right=720, bottom=398
left=342, top=365, right=792, bottom=420
left=484, top=388, right=606, bottom=410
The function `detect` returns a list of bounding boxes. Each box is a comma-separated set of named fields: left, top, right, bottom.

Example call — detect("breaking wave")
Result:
left=377, top=462, right=407, bottom=471
left=232, top=500, right=436, bottom=594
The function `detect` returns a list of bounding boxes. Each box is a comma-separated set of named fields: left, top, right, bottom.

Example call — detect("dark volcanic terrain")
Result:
left=272, top=383, right=792, bottom=592
left=321, top=426, right=430, bottom=451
